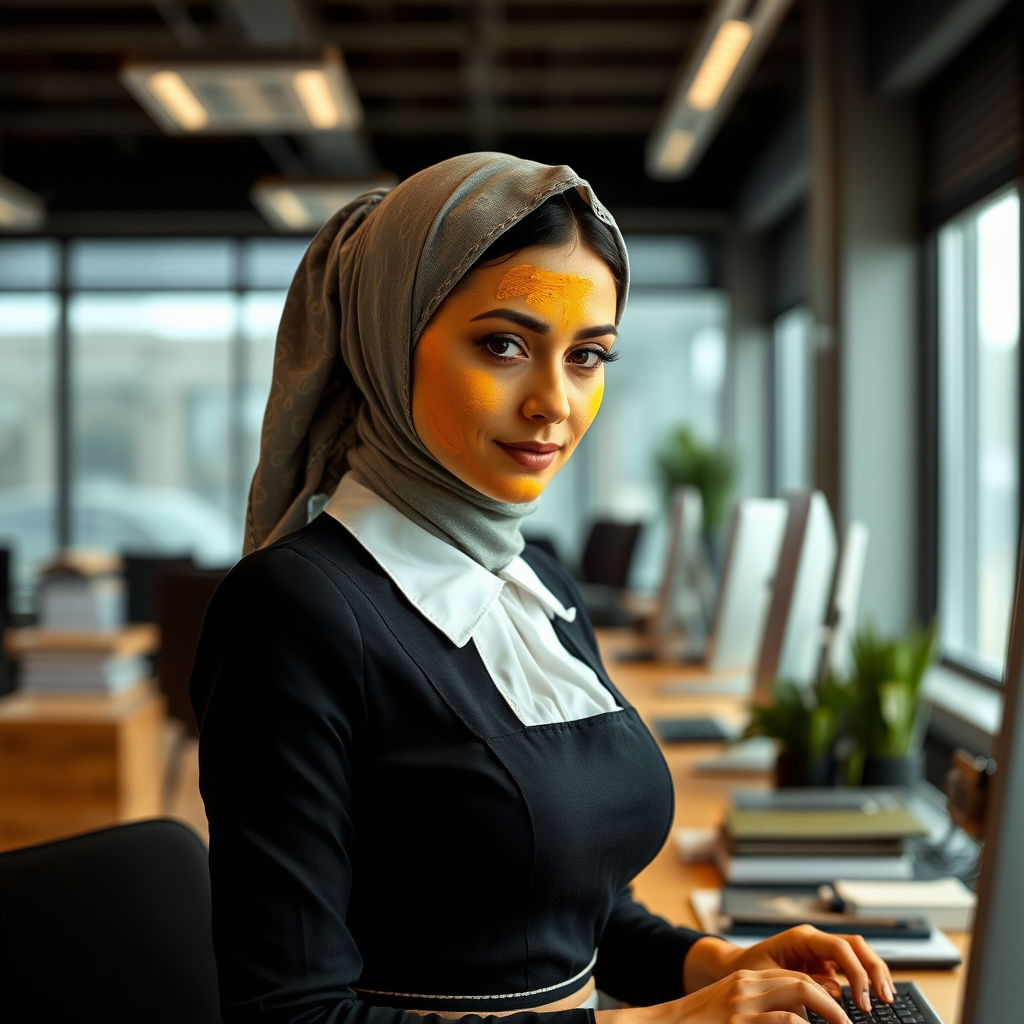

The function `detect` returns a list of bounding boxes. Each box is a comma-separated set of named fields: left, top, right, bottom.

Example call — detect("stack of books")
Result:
left=37, top=550, right=125, bottom=631
left=5, top=624, right=159, bottom=696
left=713, top=790, right=928, bottom=884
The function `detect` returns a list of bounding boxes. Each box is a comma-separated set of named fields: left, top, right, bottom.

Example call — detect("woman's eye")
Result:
left=568, top=347, right=606, bottom=369
left=481, top=334, right=525, bottom=359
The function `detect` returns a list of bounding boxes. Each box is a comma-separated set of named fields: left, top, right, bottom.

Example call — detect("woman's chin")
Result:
left=474, top=472, right=547, bottom=504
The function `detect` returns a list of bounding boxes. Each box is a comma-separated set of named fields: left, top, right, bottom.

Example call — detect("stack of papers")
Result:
left=713, top=792, right=928, bottom=884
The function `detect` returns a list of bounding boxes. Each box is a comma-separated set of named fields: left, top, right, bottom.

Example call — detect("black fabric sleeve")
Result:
left=191, top=547, right=593, bottom=1024
left=594, top=888, right=709, bottom=1005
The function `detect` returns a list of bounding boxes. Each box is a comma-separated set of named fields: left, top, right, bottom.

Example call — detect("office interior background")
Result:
left=0, top=0, right=1020, bottom=846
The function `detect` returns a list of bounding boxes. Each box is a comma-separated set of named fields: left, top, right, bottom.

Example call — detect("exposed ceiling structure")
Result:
left=0, top=0, right=805, bottom=231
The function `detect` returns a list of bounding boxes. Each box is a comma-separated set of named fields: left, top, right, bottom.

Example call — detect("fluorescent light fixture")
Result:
left=0, top=175, right=45, bottom=232
left=121, top=49, right=362, bottom=135
left=293, top=70, right=340, bottom=129
left=148, top=71, right=209, bottom=131
left=646, top=0, right=796, bottom=181
left=252, top=177, right=398, bottom=233
left=686, top=19, right=753, bottom=112
left=267, top=189, right=311, bottom=231
left=656, top=129, right=696, bottom=177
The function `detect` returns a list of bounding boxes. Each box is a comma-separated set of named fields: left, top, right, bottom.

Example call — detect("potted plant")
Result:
left=655, top=427, right=738, bottom=566
left=846, top=621, right=937, bottom=786
left=742, top=675, right=849, bottom=788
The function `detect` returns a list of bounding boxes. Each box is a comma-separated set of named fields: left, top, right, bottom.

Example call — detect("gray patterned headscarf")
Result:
left=244, top=152, right=629, bottom=572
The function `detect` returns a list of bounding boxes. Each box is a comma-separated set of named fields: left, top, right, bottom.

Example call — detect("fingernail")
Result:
left=862, top=987, right=871, bottom=1011
left=885, top=982, right=895, bottom=1002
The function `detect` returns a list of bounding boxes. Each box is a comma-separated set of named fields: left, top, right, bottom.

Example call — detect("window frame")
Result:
left=923, top=182, right=1024, bottom=690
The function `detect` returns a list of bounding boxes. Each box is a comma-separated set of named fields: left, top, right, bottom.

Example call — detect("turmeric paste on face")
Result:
left=496, top=265, right=594, bottom=331
left=412, top=248, right=615, bottom=505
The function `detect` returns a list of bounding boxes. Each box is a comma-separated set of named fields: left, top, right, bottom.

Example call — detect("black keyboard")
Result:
left=653, top=716, right=730, bottom=742
left=808, top=982, right=942, bottom=1024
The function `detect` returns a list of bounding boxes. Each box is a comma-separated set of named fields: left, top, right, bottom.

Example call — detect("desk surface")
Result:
left=597, top=630, right=968, bottom=1024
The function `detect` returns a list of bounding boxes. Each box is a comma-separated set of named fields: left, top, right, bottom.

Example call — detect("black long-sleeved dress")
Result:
left=190, top=513, right=706, bottom=1024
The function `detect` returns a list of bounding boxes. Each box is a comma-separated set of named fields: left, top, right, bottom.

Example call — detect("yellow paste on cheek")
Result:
left=496, top=265, right=594, bottom=331
left=585, top=379, right=605, bottom=422
left=417, top=329, right=501, bottom=460
left=416, top=327, right=566, bottom=504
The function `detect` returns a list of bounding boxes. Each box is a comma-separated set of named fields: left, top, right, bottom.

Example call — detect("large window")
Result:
left=772, top=304, right=814, bottom=496
left=0, top=238, right=306, bottom=611
left=937, top=188, right=1020, bottom=676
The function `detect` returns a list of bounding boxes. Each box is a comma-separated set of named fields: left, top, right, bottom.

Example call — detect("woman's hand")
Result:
left=682, top=926, right=895, bottom=1014
left=595, top=967, right=856, bottom=1024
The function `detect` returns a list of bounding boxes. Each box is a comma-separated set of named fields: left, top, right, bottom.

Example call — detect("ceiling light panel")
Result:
left=121, top=52, right=362, bottom=135
left=0, top=175, right=45, bottom=232
left=251, top=178, right=397, bottom=234
left=647, top=0, right=795, bottom=181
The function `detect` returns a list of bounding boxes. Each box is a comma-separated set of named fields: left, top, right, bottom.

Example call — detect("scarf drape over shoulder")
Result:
left=244, top=152, right=629, bottom=572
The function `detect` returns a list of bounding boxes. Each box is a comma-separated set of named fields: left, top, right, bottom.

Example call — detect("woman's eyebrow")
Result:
left=469, top=308, right=550, bottom=334
left=575, top=324, right=618, bottom=341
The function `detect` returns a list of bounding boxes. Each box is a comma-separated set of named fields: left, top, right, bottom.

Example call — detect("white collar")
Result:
left=324, top=475, right=575, bottom=649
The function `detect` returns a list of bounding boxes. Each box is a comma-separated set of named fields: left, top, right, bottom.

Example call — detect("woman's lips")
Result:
left=495, top=440, right=563, bottom=469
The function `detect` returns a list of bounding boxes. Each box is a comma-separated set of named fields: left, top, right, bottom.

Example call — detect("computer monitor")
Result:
left=648, top=486, right=712, bottom=642
left=704, top=498, right=789, bottom=673
left=959, top=526, right=1024, bottom=1023
left=753, top=490, right=838, bottom=696
left=819, top=521, right=869, bottom=678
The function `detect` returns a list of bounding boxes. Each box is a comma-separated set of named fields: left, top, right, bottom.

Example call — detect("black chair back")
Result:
left=0, top=819, right=221, bottom=1024
left=124, top=553, right=194, bottom=623
left=580, top=521, right=643, bottom=589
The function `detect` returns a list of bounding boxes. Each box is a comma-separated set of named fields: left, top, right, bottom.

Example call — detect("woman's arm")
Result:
left=593, top=888, right=704, bottom=1006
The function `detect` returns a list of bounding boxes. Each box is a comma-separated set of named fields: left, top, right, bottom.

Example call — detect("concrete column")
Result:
left=808, top=0, right=920, bottom=632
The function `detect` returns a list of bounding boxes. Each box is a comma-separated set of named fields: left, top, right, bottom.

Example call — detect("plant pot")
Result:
left=775, top=752, right=837, bottom=788
left=861, top=751, right=925, bottom=787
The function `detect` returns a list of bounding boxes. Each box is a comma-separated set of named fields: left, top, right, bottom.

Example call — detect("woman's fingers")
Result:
left=722, top=970, right=851, bottom=1024
left=782, top=926, right=894, bottom=1011
left=808, top=974, right=842, bottom=1001
left=837, top=934, right=895, bottom=1006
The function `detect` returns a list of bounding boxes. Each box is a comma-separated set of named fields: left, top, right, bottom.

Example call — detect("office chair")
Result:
left=580, top=521, right=642, bottom=589
left=0, top=818, right=221, bottom=1024
left=578, top=521, right=643, bottom=627
left=158, top=566, right=228, bottom=734
left=124, top=553, right=194, bottom=623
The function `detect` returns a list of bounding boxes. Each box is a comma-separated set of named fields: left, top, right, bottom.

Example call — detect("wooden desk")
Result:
left=0, top=682, right=166, bottom=851
left=597, top=630, right=969, bottom=1024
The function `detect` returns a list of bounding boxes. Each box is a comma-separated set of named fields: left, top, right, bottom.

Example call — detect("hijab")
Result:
left=244, top=152, right=629, bottom=572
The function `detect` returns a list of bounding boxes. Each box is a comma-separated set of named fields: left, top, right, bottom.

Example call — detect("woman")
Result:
left=191, top=153, right=892, bottom=1024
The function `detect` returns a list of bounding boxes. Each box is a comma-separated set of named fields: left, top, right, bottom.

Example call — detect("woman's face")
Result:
left=412, top=242, right=618, bottom=503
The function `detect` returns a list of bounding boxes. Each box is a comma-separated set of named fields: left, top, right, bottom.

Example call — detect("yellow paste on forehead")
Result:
left=495, top=265, right=594, bottom=331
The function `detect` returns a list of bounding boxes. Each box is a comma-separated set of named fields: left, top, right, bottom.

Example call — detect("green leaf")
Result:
left=655, top=426, right=738, bottom=531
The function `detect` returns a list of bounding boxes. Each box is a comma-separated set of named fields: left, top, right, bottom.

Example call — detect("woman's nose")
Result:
left=521, top=362, right=571, bottom=423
